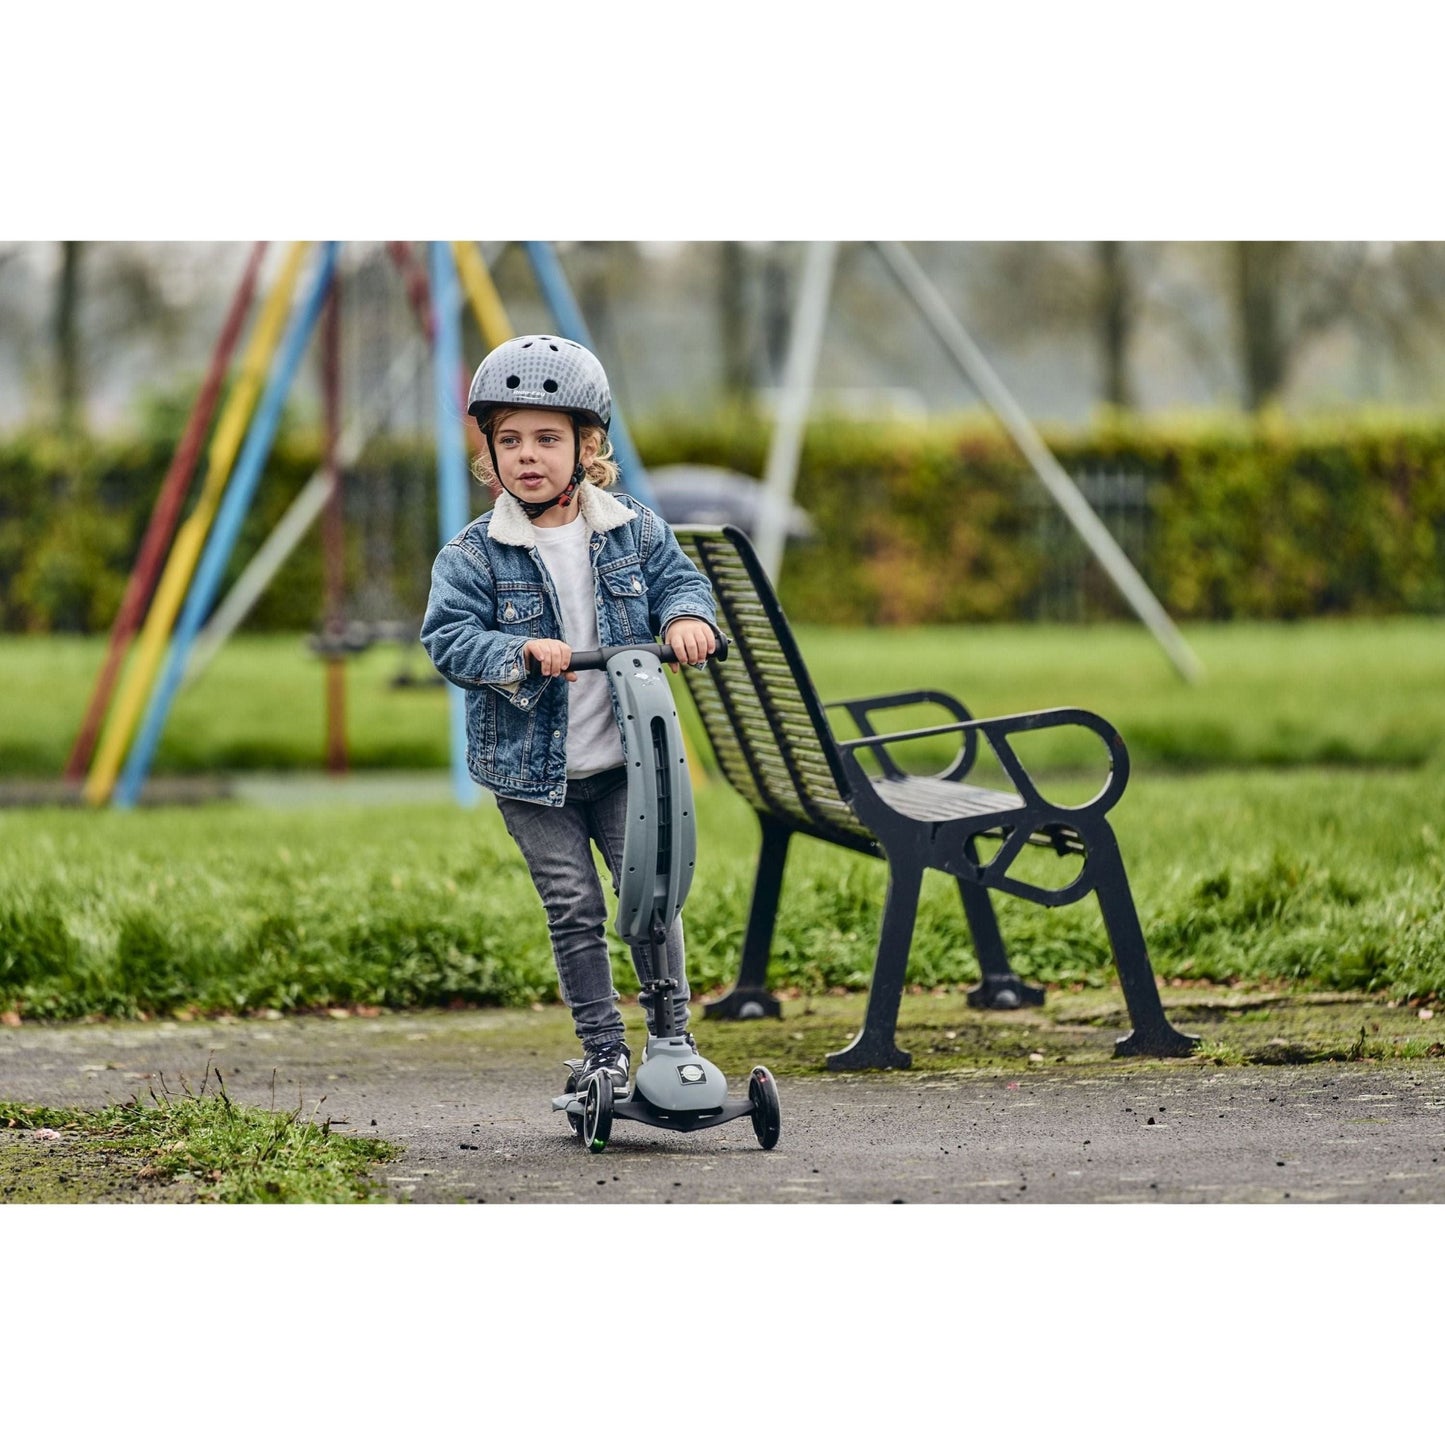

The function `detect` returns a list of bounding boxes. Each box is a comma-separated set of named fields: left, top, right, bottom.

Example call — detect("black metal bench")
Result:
left=673, top=524, right=1198, bottom=1070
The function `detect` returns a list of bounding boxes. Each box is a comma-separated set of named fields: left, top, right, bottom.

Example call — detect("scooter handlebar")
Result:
left=525, top=630, right=731, bottom=675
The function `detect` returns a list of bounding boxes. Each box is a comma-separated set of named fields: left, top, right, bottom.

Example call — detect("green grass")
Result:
left=682, top=988, right=1445, bottom=1076
left=800, top=616, right=1445, bottom=773
left=1, top=1068, right=399, bottom=1202
left=0, top=799, right=558, bottom=1020
left=2, top=619, right=1443, bottom=1023
left=3, top=767, right=1443, bottom=1023
left=0, top=633, right=451, bottom=777
left=4, top=618, right=1444, bottom=779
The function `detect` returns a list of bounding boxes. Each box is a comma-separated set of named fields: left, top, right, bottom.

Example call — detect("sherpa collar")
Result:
left=486, top=484, right=638, bottom=546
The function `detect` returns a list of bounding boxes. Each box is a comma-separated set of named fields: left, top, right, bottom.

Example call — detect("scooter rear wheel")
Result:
left=583, top=1072, right=613, bottom=1153
left=748, top=1066, right=781, bottom=1150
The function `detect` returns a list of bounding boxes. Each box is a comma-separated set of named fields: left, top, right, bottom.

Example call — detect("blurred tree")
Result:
left=964, top=241, right=1445, bottom=415
left=1232, top=241, right=1287, bottom=409
left=1097, top=240, right=1133, bottom=408
left=1341, top=242, right=1445, bottom=395
left=44, top=242, right=190, bottom=436
left=760, top=243, right=791, bottom=386
left=1227, top=240, right=1445, bottom=410
left=0, top=246, right=39, bottom=423
left=55, top=241, right=83, bottom=434
left=716, top=241, right=752, bottom=404
left=965, top=240, right=1148, bottom=409
left=6, top=240, right=1445, bottom=440
left=566, top=240, right=642, bottom=402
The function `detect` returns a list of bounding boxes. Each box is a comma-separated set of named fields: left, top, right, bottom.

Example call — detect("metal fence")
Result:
left=1022, top=468, right=1155, bottom=622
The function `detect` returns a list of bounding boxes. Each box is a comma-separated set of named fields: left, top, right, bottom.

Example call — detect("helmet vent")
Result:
left=467, top=334, right=612, bottom=430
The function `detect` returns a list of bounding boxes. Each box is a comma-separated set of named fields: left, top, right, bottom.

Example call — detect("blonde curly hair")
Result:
left=470, top=407, right=620, bottom=493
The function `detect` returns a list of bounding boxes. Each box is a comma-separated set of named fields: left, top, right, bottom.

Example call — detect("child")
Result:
left=421, top=335, right=718, bottom=1096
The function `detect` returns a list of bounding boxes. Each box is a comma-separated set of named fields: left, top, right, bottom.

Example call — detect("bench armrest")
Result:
left=825, top=689, right=978, bottom=782
left=835, top=706, right=1131, bottom=816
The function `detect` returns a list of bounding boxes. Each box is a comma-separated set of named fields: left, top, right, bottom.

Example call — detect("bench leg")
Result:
left=1090, top=829, right=1199, bottom=1058
left=956, top=851, right=1045, bottom=1009
left=702, top=814, right=787, bottom=1022
left=826, top=855, right=919, bottom=1071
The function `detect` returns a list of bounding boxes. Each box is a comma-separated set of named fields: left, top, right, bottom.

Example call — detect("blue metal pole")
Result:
left=430, top=242, right=482, bottom=808
left=114, top=242, right=343, bottom=810
left=520, top=241, right=658, bottom=513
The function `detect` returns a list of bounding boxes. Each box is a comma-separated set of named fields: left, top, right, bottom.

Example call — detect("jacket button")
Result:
left=519, top=698, right=529, bottom=708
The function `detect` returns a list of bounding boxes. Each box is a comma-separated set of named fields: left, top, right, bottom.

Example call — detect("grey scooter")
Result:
left=546, top=634, right=781, bottom=1153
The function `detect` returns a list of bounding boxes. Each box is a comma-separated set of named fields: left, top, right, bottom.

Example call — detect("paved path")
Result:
left=5, top=1010, right=1445, bottom=1203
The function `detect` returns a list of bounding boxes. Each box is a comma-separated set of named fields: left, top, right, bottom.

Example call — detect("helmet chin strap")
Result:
left=514, top=463, right=584, bottom=519
left=485, top=415, right=586, bottom=520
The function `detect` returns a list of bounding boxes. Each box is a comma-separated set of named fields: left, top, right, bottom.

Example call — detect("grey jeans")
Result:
left=497, top=766, right=689, bottom=1051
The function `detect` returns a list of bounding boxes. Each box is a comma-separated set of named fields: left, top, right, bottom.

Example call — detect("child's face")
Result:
left=491, top=408, right=598, bottom=505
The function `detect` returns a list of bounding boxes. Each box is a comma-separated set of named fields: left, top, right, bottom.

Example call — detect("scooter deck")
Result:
left=612, top=1092, right=756, bottom=1133
left=551, top=1090, right=756, bottom=1134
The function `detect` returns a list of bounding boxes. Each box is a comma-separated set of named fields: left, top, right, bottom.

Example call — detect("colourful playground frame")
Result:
left=70, top=241, right=660, bottom=810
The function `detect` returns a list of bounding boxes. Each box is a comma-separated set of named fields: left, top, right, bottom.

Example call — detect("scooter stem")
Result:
left=641, top=914, right=685, bottom=1038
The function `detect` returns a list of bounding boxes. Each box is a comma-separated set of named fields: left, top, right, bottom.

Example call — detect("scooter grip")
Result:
left=654, top=631, right=733, bottom=665
left=524, top=632, right=731, bottom=675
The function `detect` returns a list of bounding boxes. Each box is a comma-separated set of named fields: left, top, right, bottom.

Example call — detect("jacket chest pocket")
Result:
left=598, top=563, right=649, bottom=636
left=495, top=584, right=546, bottom=636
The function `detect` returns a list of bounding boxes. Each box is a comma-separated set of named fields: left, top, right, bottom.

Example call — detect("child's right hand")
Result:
left=523, top=638, right=576, bottom=680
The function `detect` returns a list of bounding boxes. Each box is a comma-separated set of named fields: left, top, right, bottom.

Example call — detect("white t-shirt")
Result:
left=530, top=515, right=627, bottom=777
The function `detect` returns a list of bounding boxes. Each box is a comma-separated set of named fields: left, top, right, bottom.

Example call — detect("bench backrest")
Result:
left=674, top=525, right=876, bottom=851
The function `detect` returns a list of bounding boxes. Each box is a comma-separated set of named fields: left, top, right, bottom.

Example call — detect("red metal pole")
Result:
left=322, top=269, right=347, bottom=775
left=64, top=241, right=269, bottom=781
left=385, top=240, right=470, bottom=403
left=385, top=241, right=436, bottom=339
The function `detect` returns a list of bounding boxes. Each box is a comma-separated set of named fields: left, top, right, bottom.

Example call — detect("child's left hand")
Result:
left=664, top=617, right=717, bottom=673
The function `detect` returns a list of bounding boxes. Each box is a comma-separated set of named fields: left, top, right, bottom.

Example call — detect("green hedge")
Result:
left=0, top=429, right=435, bottom=635
left=638, top=408, right=1445, bottom=623
left=3, top=411, right=1443, bottom=633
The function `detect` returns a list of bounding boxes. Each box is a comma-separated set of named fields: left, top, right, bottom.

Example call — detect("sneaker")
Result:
left=578, top=1040, right=631, bottom=1095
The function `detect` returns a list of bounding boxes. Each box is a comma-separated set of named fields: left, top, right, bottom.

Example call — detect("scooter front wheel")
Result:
left=748, top=1066, right=781, bottom=1150
left=583, top=1072, right=613, bottom=1153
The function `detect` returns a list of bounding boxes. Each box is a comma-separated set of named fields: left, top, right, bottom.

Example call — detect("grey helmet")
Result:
left=467, top=334, right=612, bottom=432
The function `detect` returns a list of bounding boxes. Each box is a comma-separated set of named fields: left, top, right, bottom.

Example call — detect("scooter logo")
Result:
left=633, top=670, right=654, bottom=686
left=677, top=1063, right=707, bottom=1085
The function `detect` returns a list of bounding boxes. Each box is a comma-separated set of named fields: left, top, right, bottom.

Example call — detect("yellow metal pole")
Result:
left=84, top=242, right=312, bottom=805
left=450, top=241, right=514, bottom=349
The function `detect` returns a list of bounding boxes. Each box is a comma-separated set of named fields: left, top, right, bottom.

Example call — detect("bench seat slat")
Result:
left=871, top=776, right=1022, bottom=821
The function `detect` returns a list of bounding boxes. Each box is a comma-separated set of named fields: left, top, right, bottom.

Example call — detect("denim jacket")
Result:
left=421, top=484, right=717, bottom=805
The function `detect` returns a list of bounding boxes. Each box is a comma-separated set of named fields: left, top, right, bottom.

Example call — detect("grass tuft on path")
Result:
left=1, top=1068, right=399, bottom=1203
